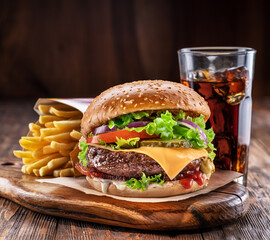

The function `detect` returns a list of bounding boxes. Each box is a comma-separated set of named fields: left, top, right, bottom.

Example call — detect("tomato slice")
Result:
left=87, top=130, right=157, bottom=144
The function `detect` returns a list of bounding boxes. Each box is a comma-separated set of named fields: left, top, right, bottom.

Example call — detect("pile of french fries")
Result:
left=13, top=104, right=83, bottom=177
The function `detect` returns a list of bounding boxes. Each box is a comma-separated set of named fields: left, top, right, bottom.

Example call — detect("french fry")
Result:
left=21, top=136, right=42, bottom=142
left=32, top=148, right=44, bottom=159
left=50, top=141, right=77, bottom=150
left=31, top=130, right=41, bottom=137
left=44, top=132, right=72, bottom=143
left=38, top=105, right=51, bottom=114
left=68, top=116, right=82, bottom=120
left=53, top=169, right=61, bottom=177
left=59, top=149, right=71, bottom=157
left=33, top=169, right=40, bottom=177
left=29, top=123, right=42, bottom=132
left=19, top=139, right=48, bottom=151
left=40, top=128, right=63, bottom=137
left=53, top=168, right=74, bottom=177
left=53, top=120, right=81, bottom=130
left=13, top=150, right=32, bottom=158
left=43, top=145, right=59, bottom=154
left=70, top=144, right=83, bottom=177
left=39, top=104, right=74, bottom=114
left=21, top=165, right=27, bottom=174
left=70, top=130, right=82, bottom=140
left=22, top=158, right=36, bottom=164
left=25, top=153, right=61, bottom=174
left=60, top=168, right=74, bottom=177
left=45, top=122, right=55, bottom=128
left=63, top=161, right=72, bottom=168
left=50, top=107, right=82, bottom=118
left=47, top=157, right=69, bottom=170
left=39, top=166, right=54, bottom=177
left=39, top=115, right=64, bottom=124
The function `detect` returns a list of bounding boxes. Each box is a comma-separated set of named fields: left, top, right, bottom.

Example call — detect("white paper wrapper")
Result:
left=36, top=170, right=242, bottom=203
left=34, top=98, right=93, bottom=114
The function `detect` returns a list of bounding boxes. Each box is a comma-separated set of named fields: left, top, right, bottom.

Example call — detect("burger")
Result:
left=76, top=80, right=216, bottom=197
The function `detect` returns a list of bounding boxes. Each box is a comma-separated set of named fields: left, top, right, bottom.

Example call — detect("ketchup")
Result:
left=75, top=163, right=102, bottom=178
left=179, top=170, right=204, bottom=189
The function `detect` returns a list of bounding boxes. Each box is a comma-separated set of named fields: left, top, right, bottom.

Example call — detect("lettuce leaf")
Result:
left=125, top=172, right=165, bottom=191
left=131, top=111, right=150, bottom=120
left=173, top=125, right=205, bottom=148
left=112, top=137, right=140, bottom=150
left=97, top=138, right=107, bottom=147
left=108, top=111, right=150, bottom=129
left=78, top=141, right=88, bottom=167
left=97, top=137, right=140, bottom=150
left=186, top=115, right=216, bottom=160
left=108, top=114, right=134, bottom=129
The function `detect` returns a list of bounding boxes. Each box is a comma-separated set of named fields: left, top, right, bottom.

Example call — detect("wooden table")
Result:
left=0, top=99, right=270, bottom=239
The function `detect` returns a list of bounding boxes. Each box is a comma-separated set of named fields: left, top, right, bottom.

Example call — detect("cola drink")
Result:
left=181, top=66, right=251, bottom=175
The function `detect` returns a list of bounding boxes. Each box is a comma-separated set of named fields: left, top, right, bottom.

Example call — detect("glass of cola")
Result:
left=178, top=47, right=256, bottom=185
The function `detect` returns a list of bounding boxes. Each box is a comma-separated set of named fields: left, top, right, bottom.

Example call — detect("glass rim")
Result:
left=178, top=47, right=256, bottom=55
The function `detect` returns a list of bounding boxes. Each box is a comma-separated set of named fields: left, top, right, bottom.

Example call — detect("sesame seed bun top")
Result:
left=81, top=80, right=210, bottom=137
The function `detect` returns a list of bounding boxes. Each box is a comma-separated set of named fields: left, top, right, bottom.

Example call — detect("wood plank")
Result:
left=2, top=206, right=58, bottom=240
left=54, top=218, right=204, bottom=240
left=0, top=160, right=249, bottom=231
left=0, top=197, right=20, bottom=239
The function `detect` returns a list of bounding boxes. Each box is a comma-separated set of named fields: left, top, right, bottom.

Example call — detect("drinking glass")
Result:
left=178, top=47, right=256, bottom=186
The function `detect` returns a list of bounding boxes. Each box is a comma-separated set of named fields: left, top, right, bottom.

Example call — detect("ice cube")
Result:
left=213, top=66, right=247, bottom=105
left=214, top=66, right=248, bottom=82
left=226, top=92, right=246, bottom=105
left=188, top=69, right=215, bottom=81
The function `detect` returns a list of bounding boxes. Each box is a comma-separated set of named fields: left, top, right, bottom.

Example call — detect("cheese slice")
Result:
left=88, top=144, right=208, bottom=180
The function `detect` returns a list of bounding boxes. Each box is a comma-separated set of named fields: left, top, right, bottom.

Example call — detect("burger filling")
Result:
left=77, top=110, right=216, bottom=191
left=76, top=145, right=214, bottom=190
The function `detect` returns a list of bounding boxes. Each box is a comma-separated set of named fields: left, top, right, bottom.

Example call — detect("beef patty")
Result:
left=82, top=146, right=205, bottom=180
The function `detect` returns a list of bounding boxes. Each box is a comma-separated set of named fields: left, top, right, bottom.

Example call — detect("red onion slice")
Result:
left=93, top=121, right=150, bottom=135
left=178, top=120, right=207, bottom=145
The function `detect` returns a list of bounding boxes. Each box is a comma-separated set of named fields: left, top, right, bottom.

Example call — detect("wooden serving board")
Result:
left=0, top=159, right=249, bottom=231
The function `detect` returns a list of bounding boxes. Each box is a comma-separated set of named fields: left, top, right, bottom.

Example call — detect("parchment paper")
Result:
left=33, top=98, right=93, bottom=114
left=36, top=170, right=242, bottom=203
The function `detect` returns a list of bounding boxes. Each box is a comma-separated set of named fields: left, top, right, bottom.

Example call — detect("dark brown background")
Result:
left=0, top=0, right=269, bottom=99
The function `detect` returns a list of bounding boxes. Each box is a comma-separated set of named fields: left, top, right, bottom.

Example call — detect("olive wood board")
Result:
left=0, top=159, right=249, bottom=231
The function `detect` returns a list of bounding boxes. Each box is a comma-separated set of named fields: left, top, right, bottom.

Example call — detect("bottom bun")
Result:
left=86, top=173, right=211, bottom=198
